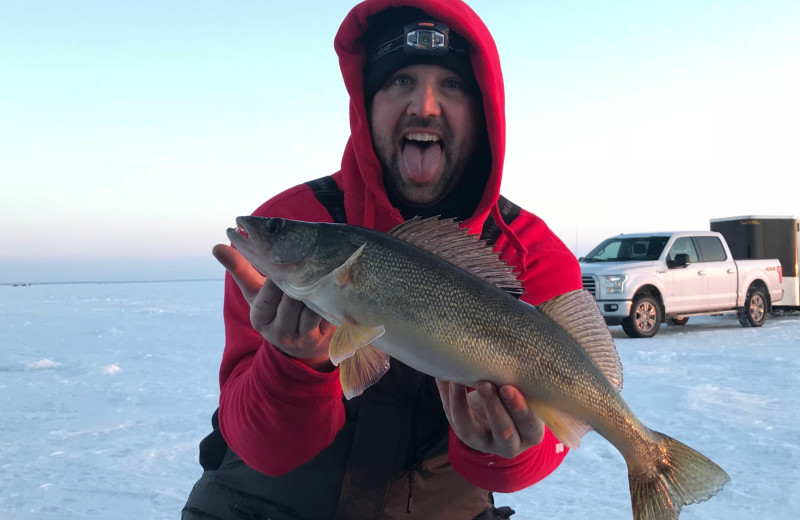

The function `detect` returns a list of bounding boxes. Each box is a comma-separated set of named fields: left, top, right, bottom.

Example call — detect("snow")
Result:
left=1, top=281, right=798, bottom=519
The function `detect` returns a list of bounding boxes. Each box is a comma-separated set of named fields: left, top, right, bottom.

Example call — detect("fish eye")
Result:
left=266, top=218, right=284, bottom=233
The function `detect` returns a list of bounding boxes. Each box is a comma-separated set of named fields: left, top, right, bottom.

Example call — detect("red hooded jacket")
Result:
left=216, top=0, right=581, bottom=498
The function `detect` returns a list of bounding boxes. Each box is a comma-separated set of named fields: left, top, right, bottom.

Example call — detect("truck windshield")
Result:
left=582, top=236, right=669, bottom=262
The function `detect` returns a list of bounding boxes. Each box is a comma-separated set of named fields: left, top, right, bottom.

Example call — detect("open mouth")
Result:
left=226, top=218, right=252, bottom=247
left=402, top=132, right=442, bottom=183
left=232, top=216, right=253, bottom=239
left=235, top=222, right=250, bottom=239
left=404, top=132, right=441, bottom=147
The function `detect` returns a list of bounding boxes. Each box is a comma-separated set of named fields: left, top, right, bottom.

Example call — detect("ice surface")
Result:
left=1, top=281, right=798, bottom=519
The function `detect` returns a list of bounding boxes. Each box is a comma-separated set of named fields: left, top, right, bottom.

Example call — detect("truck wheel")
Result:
left=622, top=295, right=662, bottom=338
left=668, top=317, right=689, bottom=326
left=737, top=287, right=767, bottom=327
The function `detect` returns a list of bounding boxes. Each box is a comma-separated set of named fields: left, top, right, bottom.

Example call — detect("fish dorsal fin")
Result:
left=537, top=290, right=623, bottom=391
left=388, top=217, right=524, bottom=295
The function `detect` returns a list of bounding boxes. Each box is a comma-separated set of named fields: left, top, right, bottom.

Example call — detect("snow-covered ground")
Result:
left=1, top=280, right=798, bottom=519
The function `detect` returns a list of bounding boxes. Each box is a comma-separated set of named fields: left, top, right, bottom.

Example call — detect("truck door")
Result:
left=665, top=237, right=707, bottom=312
left=694, top=235, right=738, bottom=309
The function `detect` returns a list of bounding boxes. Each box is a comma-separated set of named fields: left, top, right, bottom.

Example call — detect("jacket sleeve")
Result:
left=217, top=274, right=346, bottom=476
left=216, top=185, right=347, bottom=476
left=447, top=210, right=583, bottom=491
left=448, top=427, right=568, bottom=492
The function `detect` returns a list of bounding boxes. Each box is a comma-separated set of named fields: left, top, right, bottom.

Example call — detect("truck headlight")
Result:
left=604, top=274, right=627, bottom=294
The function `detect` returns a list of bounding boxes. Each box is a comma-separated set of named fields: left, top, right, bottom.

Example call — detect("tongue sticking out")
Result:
left=402, top=142, right=442, bottom=184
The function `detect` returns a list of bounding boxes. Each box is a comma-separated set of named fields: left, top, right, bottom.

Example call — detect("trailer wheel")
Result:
left=737, top=286, right=767, bottom=327
left=622, top=295, right=662, bottom=338
left=668, top=317, right=689, bottom=326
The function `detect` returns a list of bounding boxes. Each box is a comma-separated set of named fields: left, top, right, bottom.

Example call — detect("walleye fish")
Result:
left=227, top=216, right=729, bottom=520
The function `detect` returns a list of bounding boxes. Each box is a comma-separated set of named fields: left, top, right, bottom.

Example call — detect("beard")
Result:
left=372, top=116, right=478, bottom=207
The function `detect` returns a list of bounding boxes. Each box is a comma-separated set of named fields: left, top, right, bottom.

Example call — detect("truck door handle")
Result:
left=698, top=270, right=706, bottom=276
left=727, top=268, right=735, bottom=274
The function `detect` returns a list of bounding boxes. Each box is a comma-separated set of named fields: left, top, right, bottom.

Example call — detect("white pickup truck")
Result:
left=579, top=231, right=784, bottom=338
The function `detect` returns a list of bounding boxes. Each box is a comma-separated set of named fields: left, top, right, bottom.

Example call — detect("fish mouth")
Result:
left=234, top=220, right=250, bottom=239
left=226, top=217, right=253, bottom=250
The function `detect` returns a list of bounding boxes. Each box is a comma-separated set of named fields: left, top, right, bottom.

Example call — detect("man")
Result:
left=183, top=1, right=581, bottom=518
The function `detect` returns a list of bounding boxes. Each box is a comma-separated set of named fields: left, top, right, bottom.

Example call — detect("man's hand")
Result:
left=212, top=244, right=335, bottom=371
left=436, top=380, right=544, bottom=459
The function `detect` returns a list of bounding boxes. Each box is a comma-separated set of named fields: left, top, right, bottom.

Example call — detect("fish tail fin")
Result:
left=629, top=431, right=730, bottom=520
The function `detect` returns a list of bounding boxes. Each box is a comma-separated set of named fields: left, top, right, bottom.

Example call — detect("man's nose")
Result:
left=407, top=82, right=441, bottom=118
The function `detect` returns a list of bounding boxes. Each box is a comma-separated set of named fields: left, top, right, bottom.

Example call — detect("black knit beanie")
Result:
left=362, top=7, right=478, bottom=103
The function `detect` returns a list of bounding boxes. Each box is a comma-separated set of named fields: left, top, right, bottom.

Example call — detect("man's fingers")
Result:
left=250, top=280, right=285, bottom=333
left=498, top=385, right=544, bottom=446
left=212, top=244, right=265, bottom=302
left=475, top=381, right=520, bottom=448
left=297, top=305, right=325, bottom=336
left=271, top=294, right=307, bottom=339
left=444, top=381, right=485, bottom=445
left=435, top=379, right=452, bottom=419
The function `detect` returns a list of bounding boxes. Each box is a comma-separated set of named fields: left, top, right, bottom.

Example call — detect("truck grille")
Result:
left=582, top=275, right=597, bottom=297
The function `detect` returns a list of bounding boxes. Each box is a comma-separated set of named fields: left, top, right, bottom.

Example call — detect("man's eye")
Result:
left=392, top=76, right=412, bottom=87
left=444, top=79, right=464, bottom=90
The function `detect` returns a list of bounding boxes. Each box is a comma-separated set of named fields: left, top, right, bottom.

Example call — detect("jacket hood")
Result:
left=334, top=0, right=508, bottom=237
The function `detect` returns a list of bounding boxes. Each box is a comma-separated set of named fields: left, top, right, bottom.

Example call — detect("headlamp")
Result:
left=367, top=20, right=454, bottom=66
left=363, top=12, right=476, bottom=100
left=403, top=21, right=449, bottom=55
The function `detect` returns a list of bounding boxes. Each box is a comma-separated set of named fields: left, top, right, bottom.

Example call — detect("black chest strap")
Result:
left=307, top=175, right=521, bottom=243
left=480, top=195, right=522, bottom=244
left=306, top=176, right=347, bottom=224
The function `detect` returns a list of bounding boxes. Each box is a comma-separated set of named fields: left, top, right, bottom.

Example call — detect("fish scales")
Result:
left=227, top=216, right=730, bottom=520
left=349, top=239, right=606, bottom=404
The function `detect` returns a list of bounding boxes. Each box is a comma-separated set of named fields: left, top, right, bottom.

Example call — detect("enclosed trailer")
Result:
left=711, top=215, right=800, bottom=309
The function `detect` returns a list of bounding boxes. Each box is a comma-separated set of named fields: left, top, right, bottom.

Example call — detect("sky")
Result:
left=2, top=281, right=798, bottom=518
left=2, top=0, right=799, bottom=282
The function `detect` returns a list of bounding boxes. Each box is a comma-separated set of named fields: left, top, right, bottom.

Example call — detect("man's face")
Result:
left=369, top=64, right=482, bottom=207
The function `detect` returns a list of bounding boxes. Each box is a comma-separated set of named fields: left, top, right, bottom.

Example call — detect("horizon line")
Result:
left=1, top=278, right=222, bottom=287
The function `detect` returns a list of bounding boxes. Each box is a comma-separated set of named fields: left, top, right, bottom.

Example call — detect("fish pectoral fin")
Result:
left=339, top=344, right=390, bottom=399
left=526, top=398, right=592, bottom=451
left=333, top=244, right=366, bottom=287
left=329, top=317, right=386, bottom=366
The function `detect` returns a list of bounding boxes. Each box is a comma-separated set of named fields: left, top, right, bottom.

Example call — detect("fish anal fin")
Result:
left=526, top=398, right=592, bottom=450
left=333, top=244, right=366, bottom=287
left=339, top=344, right=391, bottom=399
left=329, top=317, right=385, bottom=366
left=537, top=290, right=624, bottom=391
